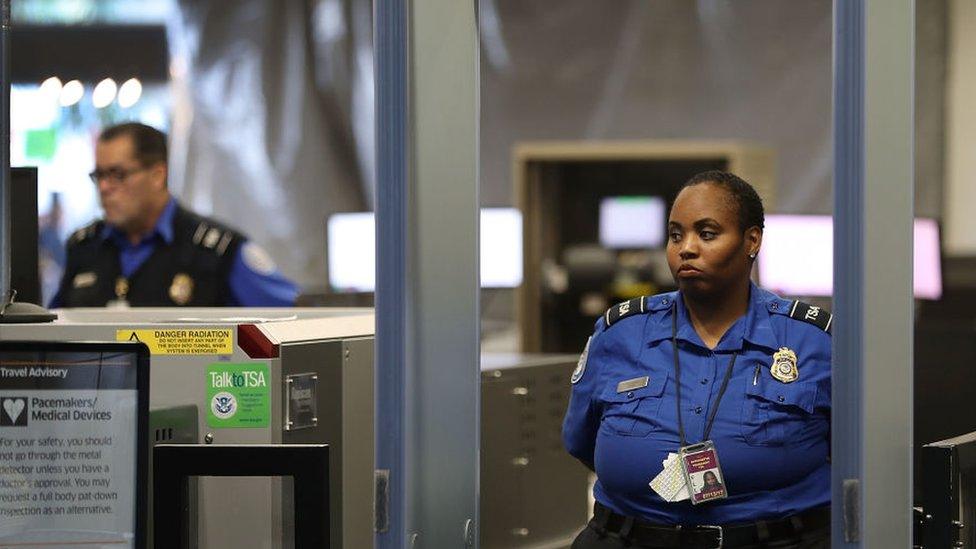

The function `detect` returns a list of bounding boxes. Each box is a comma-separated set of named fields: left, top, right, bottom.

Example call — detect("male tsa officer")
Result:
left=51, top=122, right=298, bottom=308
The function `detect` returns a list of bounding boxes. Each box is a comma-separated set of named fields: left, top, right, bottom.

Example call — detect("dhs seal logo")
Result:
left=211, top=392, right=238, bottom=419
left=1, top=397, right=28, bottom=427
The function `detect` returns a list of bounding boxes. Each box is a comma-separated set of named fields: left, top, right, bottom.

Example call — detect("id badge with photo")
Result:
left=679, top=440, right=728, bottom=505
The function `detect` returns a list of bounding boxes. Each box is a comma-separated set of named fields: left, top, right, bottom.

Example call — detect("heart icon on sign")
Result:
left=4, top=398, right=25, bottom=423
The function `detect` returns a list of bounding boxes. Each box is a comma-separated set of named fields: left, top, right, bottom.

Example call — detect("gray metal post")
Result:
left=833, top=1, right=914, bottom=547
left=374, top=0, right=409, bottom=546
left=1, top=0, right=10, bottom=298
left=375, top=0, right=480, bottom=547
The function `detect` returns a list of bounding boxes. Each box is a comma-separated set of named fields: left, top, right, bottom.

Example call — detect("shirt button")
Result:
left=695, top=406, right=703, bottom=414
left=771, top=302, right=779, bottom=310
left=778, top=395, right=785, bottom=403
left=700, top=378, right=708, bottom=385
left=627, top=391, right=634, bottom=398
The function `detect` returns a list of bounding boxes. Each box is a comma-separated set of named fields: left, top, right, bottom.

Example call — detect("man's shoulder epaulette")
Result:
left=189, top=220, right=241, bottom=257
left=175, top=205, right=244, bottom=259
left=604, top=293, right=676, bottom=328
left=768, top=298, right=833, bottom=334
left=67, top=221, right=102, bottom=247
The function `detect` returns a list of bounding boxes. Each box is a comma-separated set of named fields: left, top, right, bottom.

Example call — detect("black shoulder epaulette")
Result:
left=67, top=221, right=102, bottom=246
left=190, top=220, right=239, bottom=257
left=604, top=294, right=675, bottom=328
left=170, top=203, right=244, bottom=259
left=787, top=300, right=832, bottom=334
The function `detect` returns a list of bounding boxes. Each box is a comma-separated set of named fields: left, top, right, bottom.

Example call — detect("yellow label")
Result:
left=116, top=328, right=234, bottom=355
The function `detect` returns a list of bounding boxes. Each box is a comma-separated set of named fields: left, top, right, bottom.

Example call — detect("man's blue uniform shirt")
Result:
left=563, top=284, right=831, bottom=525
left=50, top=199, right=298, bottom=307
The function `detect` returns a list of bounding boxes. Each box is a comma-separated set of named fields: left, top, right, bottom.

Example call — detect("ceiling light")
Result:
left=59, top=80, right=84, bottom=107
left=117, top=78, right=143, bottom=108
left=39, top=76, right=62, bottom=101
left=92, top=78, right=118, bottom=109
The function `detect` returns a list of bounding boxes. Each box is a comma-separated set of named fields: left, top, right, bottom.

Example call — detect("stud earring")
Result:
left=749, top=253, right=757, bottom=259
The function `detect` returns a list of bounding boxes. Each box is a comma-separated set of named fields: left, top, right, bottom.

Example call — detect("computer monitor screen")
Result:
left=914, top=218, right=943, bottom=300
left=758, top=215, right=943, bottom=299
left=757, top=215, right=834, bottom=297
left=480, top=208, right=523, bottom=288
left=327, top=208, right=524, bottom=291
left=598, top=196, right=666, bottom=249
left=327, top=212, right=375, bottom=293
left=0, top=341, right=149, bottom=547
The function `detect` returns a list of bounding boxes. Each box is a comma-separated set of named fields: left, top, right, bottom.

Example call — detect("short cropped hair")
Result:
left=682, top=170, right=765, bottom=231
left=98, top=122, right=168, bottom=167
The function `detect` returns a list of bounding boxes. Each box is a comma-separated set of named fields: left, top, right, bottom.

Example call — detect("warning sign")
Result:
left=115, top=329, right=233, bottom=356
left=0, top=347, right=141, bottom=547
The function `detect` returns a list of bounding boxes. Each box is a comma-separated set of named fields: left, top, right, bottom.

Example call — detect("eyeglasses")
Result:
left=88, top=166, right=149, bottom=185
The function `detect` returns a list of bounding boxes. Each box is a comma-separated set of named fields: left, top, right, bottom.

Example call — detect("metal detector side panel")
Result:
left=281, top=337, right=374, bottom=549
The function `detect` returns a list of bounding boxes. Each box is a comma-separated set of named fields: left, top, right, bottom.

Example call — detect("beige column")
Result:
left=944, top=0, right=976, bottom=254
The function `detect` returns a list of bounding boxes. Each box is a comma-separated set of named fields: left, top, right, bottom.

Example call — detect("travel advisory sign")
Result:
left=0, top=346, right=141, bottom=546
left=207, top=363, right=270, bottom=428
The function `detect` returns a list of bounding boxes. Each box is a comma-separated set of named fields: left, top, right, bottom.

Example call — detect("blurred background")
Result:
left=9, top=0, right=967, bottom=413
left=10, top=0, right=957, bottom=332
left=8, top=1, right=976, bottom=546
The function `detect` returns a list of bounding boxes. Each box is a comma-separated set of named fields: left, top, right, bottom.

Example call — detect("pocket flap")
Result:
left=745, top=375, right=817, bottom=413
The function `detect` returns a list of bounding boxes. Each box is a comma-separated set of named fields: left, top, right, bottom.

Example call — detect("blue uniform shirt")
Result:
left=50, top=199, right=298, bottom=307
left=563, top=284, right=831, bottom=525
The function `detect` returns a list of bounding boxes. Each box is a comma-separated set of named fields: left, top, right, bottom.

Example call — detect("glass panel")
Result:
left=915, top=1, right=968, bottom=545
left=479, top=1, right=837, bottom=546
left=194, top=476, right=295, bottom=549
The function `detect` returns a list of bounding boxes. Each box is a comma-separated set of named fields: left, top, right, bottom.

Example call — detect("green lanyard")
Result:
left=671, top=302, right=739, bottom=448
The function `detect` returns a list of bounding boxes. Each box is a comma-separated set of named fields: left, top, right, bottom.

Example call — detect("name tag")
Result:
left=617, top=376, right=649, bottom=393
left=73, top=272, right=97, bottom=288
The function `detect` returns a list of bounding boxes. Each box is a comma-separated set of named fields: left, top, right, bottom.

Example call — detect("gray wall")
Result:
left=164, top=0, right=948, bottom=290
left=480, top=0, right=946, bottom=218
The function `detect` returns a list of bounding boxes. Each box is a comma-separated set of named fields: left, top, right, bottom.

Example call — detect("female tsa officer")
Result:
left=564, top=171, right=831, bottom=548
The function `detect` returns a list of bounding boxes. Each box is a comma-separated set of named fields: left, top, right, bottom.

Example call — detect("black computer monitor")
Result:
left=10, top=167, right=40, bottom=304
left=0, top=341, right=149, bottom=548
left=921, top=432, right=976, bottom=547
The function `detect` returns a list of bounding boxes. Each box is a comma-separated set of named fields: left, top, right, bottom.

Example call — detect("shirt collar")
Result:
left=741, top=283, right=779, bottom=351
left=100, top=198, right=178, bottom=246
left=644, top=282, right=779, bottom=351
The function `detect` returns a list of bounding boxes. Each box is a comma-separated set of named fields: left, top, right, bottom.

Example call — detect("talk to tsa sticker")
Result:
left=206, top=363, right=270, bottom=428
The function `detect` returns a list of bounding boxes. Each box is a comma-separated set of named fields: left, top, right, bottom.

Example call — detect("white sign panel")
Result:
left=0, top=344, right=145, bottom=547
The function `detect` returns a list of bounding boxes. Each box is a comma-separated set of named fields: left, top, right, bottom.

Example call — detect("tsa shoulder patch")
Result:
left=605, top=297, right=646, bottom=328
left=604, top=294, right=675, bottom=328
left=571, top=336, right=592, bottom=384
left=788, top=300, right=833, bottom=334
left=242, top=242, right=278, bottom=275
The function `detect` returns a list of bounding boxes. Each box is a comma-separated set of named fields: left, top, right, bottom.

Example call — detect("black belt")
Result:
left=589, top=502, right=830, bottom=548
